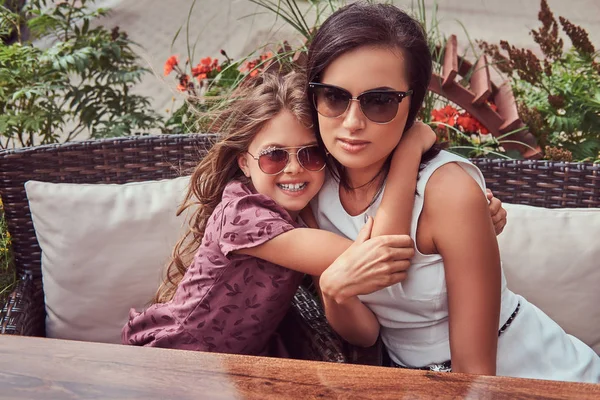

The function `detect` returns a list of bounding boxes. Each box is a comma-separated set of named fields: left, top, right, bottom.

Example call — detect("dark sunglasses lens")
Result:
left=258, top=149, right=288, bottom=174
left=312, top=86, right=350, bottom=118
left=360, top=92, right=400, bottom=123
left=298, top=147, right=326, bottom=171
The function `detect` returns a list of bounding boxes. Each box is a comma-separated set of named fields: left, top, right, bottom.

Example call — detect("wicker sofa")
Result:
left=1, top=133, right=599, bottom=364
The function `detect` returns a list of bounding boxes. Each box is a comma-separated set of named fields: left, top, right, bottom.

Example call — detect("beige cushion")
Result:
left=498, top=203, right=600, bottom=354
left=25, top=177, right=190, bottom=344
left=25, top=180, right=600, bottom=355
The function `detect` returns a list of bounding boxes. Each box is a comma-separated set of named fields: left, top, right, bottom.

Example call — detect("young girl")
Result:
left=121, top=71, right=438, bottom=356
left=306, top=2, right=600, bottom=383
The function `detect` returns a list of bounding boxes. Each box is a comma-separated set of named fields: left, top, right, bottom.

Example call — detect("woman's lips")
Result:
left=337, top=138, right=369, bottom=153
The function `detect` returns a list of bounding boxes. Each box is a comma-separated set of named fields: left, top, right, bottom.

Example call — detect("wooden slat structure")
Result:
left=429, top=35, right=540, bottom=159
left=279, top=36, right=541, bottom=159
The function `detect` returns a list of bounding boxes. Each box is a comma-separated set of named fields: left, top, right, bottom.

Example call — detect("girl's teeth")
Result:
left=278, top=183, right=307, bottom=192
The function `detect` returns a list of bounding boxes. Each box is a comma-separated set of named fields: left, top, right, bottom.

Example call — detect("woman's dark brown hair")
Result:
left=305, top=1, right=440, bottom=189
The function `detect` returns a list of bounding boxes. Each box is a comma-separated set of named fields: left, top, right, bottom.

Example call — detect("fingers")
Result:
left=488, top=192, right=507, bottom=235
left=492, top=207, right=507, bottom=235
left=386, top=247, right=415, bottom=262
left=386, top=271, right=408, bottom=286
left=355, top=216, right=373, bottom=244
left=491, top=205, right=505, bottom=224
left=387, top=259, right=411, bottom=273
left=489, top=196, right=502, bottom=216
left=494, top=221, right=506, bottom=235
left=375, top=234, right=414, bottom=249
left=376, top=261, right=410, bottom=288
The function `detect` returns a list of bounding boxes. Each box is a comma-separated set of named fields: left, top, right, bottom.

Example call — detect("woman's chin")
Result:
left=332, top=151, right=386, bottom=173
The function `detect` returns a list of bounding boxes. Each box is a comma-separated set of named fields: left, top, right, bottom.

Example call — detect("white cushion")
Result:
left=25, top=177, right=190, bottom=344
left=498, top=203, right=600, bottom=354
left=25, top=180, right=600, bottom=355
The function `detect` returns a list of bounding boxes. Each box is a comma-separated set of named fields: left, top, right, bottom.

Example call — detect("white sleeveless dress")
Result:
left=312, top=150, right=600, bottom=383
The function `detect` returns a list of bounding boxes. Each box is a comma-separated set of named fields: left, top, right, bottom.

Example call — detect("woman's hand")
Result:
left=319, top=216, right=414, bottom=303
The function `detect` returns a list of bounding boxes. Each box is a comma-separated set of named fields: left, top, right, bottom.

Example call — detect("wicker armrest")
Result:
left=279, top=285, right=346, bottom=362
left=343, top=338, right=387, bottom=366
left=0, top=272, right=44, bottom=336
left=279, top=282, right=385, bottom=365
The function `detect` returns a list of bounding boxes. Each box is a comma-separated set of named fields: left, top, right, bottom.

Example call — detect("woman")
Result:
left=307, top=1, right=600, bottom=382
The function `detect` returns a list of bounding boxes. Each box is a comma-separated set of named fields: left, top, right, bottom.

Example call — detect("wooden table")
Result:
left=1, top=336, right=598, bottom=399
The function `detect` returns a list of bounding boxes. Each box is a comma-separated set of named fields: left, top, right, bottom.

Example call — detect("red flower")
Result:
left=164, top=55, right=179, bottom=76
left=239, top=51, right=274, bottom=78
left=431, top=105, right=459, bottom=126
left=456, top=114, right=479, bottom=132
left=456, top=112, right=489, bottom=134
left=432, top=106, right=490, bottom=134
left=260, top=51, right=274, bottom=61
left=192, top=57, right=221, bottom=81
left=177, top=74, right=190, bottom=92
left=240, top=60, right=257, bottom=73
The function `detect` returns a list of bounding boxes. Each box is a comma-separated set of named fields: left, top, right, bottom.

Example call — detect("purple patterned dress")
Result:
left=122, top=180, right=305, bottom=357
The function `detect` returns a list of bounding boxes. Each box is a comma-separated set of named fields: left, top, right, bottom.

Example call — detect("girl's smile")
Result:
left=238, top=110, right=326, bottom=219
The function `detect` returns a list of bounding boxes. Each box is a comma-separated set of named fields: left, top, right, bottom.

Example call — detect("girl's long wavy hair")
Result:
left=153, top=71, right=313, bottom=304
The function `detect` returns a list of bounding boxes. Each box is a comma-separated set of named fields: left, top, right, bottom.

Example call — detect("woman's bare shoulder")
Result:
left=423, top=162, right=487, bottom=214
left=421, top=162, right=495, bottom=257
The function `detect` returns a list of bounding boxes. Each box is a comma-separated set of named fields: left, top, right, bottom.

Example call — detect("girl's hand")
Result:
left=319, top=216, right=414, bottom=304
left=487, top=189, right=507, bottom=235
left=396, top=121, right=437, bottom=156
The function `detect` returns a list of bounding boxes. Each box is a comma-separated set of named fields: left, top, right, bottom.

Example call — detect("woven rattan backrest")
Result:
left=1, top=134, right=599, bottom=282
left=0, top=134, right=216, bottom=281
left=472, top=159, right=600, bottom=208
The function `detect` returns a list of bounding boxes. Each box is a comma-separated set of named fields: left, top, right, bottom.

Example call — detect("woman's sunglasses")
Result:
left=247, top=145, right=327, bottom=175
left=308, top=82, right=413, bottom=124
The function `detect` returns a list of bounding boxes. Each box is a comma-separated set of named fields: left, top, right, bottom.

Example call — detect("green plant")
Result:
left=0, top=0, right=161, bottom=148
left=162, top=0, right=309, bottom=134
left=429, top=104, right=530, bottom=159
left=479, top=0, right=600, bottom=162
left=163, top=0, right=526, bottom=162
left=0, top=197, right=16, bottom=303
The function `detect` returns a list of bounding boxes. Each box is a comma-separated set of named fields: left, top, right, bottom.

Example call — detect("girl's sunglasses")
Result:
left=308, top=82, right=413, bottom=124
left=247, top=145, right=327, bottom=175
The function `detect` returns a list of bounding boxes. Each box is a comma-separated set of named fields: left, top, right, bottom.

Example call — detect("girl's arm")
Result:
left=239, top=123, right=437, bottom=346
left=317, top=123, right=437, bottom=346
left=237, top=122, right=435, bottom=279
left=371, top=122, right=437, bottom=237
left=372, top=123, right=508, bottom=238
left=424, top=164, right=501, bottom=375
left=236, top=223, right=413, bottom=299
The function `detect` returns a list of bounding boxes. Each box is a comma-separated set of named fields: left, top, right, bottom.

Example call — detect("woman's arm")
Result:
left=317, top=217, right=384, bottom=347
left=425, top=164, right=501, bottom=375
left=317, top=123, right=436, bottom=346
left=240, top=123, right=436, bottom=346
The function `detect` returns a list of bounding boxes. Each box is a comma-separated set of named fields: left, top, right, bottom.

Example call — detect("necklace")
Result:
left=346, top=168, right=385, bottom=190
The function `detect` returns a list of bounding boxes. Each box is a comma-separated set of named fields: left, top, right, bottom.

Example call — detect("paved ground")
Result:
left=90, top=0, right=600, bottom=133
